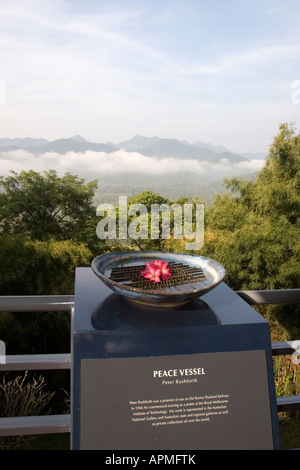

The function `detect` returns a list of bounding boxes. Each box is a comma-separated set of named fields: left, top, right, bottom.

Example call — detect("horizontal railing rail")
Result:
left=0, top=288, right=299, bottom=444
left=0, top=295, right=74, bottom=312
left=272, top=341, right=298, bottom=356
left=0, top=353, right=71, bottom=371
left=0, top=414, right=70, bottom=437
left=236, top=289, right=300, bottom=305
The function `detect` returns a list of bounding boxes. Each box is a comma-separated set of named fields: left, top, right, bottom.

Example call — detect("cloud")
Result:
left=1, top=0, right=300, bottom=152
left=186, top=43, right=300, bottom=78
left=0, top=149, right=265, bottom=182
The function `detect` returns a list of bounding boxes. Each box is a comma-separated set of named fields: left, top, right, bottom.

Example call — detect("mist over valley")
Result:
left=0, top=134, right=265, bottom=204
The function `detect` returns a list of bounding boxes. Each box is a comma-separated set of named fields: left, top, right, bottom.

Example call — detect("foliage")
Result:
left=201, top=123, right=300, bottom=344
left=0, top=372, right=55, bottom=450
left=0, top=169, right=98, bottom=242
left=205, top=123, right=300, bottom=288
left=0, top=234, right=92, bottom=296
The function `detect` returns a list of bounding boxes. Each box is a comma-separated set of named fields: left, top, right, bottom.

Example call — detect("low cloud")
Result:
left=0, top=149, right=265, bottom=181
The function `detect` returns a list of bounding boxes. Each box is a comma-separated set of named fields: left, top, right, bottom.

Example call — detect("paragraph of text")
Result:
left=129, top=393, right=229, bottom=427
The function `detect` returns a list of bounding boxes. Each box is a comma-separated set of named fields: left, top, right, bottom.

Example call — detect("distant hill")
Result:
left=117, top=135, right=161, bottom=151
left=94, top=170, right=260, bottom=207
left=0, top=134, right=265, bottom=205
left=140, top=138, right=218, bottom=160
left=188, top=140, right=229, bottom=153
left=0, top=134, right=263, bottom=163
left=0, top=135, right=118, bottom=154
left=93, top=171, right=228, bottom=207
left=0, top=138, right=117, bottom=155
left=118, top=135, right=248, bottom=163
left=0, top=137, right=49, bottom=149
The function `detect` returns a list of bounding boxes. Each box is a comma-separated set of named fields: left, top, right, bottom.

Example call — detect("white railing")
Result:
left=0, top=289, right=299, bottom=441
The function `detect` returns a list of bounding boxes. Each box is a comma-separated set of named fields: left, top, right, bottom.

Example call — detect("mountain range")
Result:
left=0, top=134, right=266, bottom=163
left=0, top=134, right=266, bottom=204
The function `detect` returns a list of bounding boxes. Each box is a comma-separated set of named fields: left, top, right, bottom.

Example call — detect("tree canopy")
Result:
left=202, top=123, right=300, bottom=339
left=0, top=169, right=98, bottom=241
left=204, top=123, right=300, bottom=291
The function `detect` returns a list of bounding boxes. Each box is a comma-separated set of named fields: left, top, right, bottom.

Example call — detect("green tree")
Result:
left=0, top=169, right=98, bottom=242
left=0, top=234, right=92, bottom=295
left=203, top=123, right=300, bottom=339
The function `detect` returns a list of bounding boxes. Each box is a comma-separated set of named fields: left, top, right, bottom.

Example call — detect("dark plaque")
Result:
left=80, top=350, right=275, bottom=449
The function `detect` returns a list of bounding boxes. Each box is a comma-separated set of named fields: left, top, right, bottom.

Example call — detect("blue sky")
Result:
left=0, top=0, right=299, bottom=153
